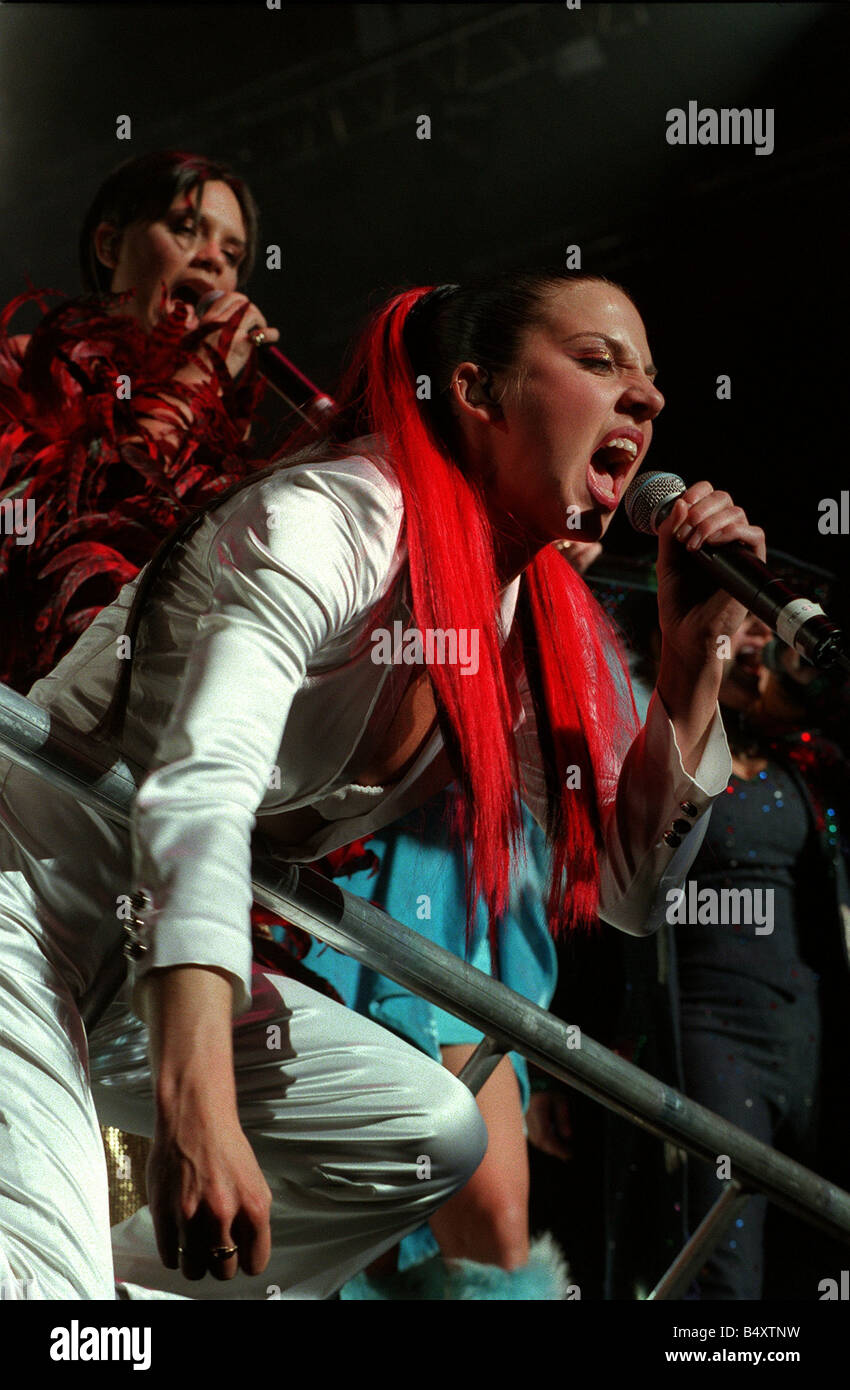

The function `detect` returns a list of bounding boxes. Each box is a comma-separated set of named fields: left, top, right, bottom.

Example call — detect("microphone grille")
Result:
left=195, top=289, right=225, bottom=316
left=623, top=470, right=686, bottom=535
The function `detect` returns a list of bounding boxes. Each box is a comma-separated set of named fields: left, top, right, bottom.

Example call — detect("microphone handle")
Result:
left=194, top=290, right=334, bottom=423
left=256, top=343, right=334, bottom=418
left=654, top=497, right=845, bottom=671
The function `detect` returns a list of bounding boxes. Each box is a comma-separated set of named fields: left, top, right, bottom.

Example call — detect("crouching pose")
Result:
left=0, top=271, right=761, bottom=1298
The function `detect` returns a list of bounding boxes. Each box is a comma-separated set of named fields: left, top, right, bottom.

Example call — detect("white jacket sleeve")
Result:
left=517, top=683, right=731, bottom=936
left=128, top=459, right=402, bottom=1018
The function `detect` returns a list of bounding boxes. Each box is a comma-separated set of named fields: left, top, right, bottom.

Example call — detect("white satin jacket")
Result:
left=21, top=449, right=731, bottom=1016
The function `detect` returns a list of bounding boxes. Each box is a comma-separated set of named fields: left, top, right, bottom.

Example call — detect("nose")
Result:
left=619, top=375, right=665, bottom=423
left=190, top=235, right=226, bottom=277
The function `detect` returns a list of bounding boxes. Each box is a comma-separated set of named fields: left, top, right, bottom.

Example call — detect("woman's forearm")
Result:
left=147, top=965, right=238, bottom=1121
left=655, top=644, right=723, bottom=778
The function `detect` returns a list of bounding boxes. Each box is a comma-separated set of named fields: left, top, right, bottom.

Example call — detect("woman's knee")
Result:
left=421, top=1067, right=488, bottom=1193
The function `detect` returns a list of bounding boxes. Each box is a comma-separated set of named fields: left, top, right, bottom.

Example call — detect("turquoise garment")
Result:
left=296, top=789, right=555, bottom=1271
left=301, top=792, right=555, bottom=1105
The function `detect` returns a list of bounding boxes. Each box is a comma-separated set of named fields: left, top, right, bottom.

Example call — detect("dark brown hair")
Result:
left=78, top=149, right=259, bottom=292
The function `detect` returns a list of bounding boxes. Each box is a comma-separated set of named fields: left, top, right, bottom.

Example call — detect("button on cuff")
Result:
left=122, top=888, right=151, bottom=962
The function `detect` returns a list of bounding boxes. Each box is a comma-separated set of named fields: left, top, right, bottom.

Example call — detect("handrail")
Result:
left=2, top=681, right=849, bottom=1288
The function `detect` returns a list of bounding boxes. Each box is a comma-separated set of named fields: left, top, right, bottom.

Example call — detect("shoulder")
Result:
left=264, top=449, right=404, bottom=528
left=207, top=447, right=406, bottom=607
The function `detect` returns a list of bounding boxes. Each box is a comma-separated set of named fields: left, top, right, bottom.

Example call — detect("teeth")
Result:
left=602, top=437, right=639, bottom=457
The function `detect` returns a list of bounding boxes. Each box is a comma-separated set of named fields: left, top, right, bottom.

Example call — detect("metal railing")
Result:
left=2, top=680, right=849, bottom=1300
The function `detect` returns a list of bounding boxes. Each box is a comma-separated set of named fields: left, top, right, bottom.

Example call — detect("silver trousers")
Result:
left=0, top=900, right=487, bottom=1300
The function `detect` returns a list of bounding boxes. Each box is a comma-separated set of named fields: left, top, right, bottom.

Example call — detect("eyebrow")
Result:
left=561, top=332, right=658, bottom=381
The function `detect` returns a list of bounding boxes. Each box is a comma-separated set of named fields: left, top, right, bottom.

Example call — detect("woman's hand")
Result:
left=181, top=292, right=280, bottom=379
left=554, top=538, right=603, bottom=576
left=655, top=482, right=766, bottom=669
left=147, top=1097, right=272, bottom=1282
left=525, top=1088, right=573, bottom=1161
left=146, top=966, right=272, bottom=1281
left=135, top=294, right=279, bottom=449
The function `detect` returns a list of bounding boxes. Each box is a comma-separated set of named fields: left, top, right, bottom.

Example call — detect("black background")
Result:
left=1, top=1, right=847, bottom=579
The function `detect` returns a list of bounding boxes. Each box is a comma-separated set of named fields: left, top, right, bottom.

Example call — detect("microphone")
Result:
left=195, top=291, right=334, bottom=422
left=623, top=470, right=848, bottom=674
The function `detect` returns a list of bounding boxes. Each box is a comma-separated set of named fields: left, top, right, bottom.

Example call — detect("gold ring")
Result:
left=248, top=327, right=267, bottom=347
left=210, top=1245, right=238, bottom=1260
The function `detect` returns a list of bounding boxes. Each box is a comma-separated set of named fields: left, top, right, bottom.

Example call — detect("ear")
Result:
left=93, top=221, right=122, bottom=272
left=450, top=361, right=504, bottom=425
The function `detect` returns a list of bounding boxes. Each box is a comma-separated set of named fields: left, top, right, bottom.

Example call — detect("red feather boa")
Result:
left=0, top=290, right=267, bottom=689
left=0, top=290, right=377, bottom=996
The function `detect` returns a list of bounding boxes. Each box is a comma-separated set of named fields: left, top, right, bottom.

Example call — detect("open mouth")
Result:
left=587, top=440, right=639, bottom=511
left=738, top=645, right=764, bottom=670
left=171, top=284, right=203, bottom=308
left=732, top=645, right=764, bottom=692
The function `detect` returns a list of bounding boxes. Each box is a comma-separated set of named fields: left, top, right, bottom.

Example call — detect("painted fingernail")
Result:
left=686, top=532, right=702, bottom=550
left=675, top=524, right=692, bottom=542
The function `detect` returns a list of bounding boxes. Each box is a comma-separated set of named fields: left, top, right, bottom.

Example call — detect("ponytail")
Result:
left=298, top=281, right=639, bottom=934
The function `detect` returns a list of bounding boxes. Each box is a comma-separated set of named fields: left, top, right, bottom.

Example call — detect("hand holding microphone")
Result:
left=624, top=471, right=847, bottom=676
left=195, top=290, right=332, bottom=421
left=194, top=289, right=280, bottom=379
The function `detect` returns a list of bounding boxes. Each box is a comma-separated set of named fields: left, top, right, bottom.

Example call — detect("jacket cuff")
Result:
left=121, top=888, right=253, bottom=1022
left=648, top=686, right=731, bottom=815
left=598, top=692, right=731, bottom=937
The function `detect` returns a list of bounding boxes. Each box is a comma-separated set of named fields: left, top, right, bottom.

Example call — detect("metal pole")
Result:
left=2, top=682, right=850, bottom=1251
left=648, top=1182, right=751, bottom=1301
left=457, top=1036, right=507, bottom=1095
left=251, top=859, right=850, bottom=1246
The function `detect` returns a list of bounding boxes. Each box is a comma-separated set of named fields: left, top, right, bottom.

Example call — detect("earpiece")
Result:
left=467, top=369, right=500, bottom=408
left=450, top=364, right=504, bottom=418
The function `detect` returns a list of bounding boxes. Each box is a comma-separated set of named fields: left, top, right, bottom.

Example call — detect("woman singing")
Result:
left=0, top=148, right=277, bottom=690
left=0, top=271, right=758, bottom=1299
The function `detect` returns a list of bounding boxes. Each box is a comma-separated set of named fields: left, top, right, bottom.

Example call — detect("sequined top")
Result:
left=677, top=760, right=828, bottom=994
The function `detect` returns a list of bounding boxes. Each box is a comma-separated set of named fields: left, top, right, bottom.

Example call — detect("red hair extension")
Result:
left=523, top=545, right=639, bottom=932
left=359, top=290, right=522, bottom=925
left=317, top=287, right=639, bottom=935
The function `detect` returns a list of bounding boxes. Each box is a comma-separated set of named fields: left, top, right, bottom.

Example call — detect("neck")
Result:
left=488, top=505, right=548, bottom=587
